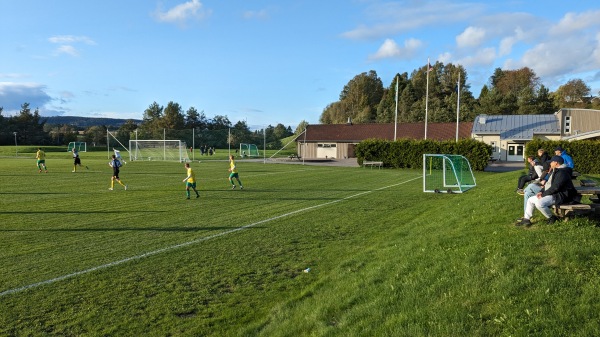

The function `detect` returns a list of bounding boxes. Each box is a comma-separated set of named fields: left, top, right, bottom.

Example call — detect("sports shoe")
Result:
left=124, top=185, right=128, bottom=191
left=86, top=166, right=89, bottom=169
left=546, top=216, right=558, bottom=224
left=240, top=186, right=244, bottom=190
left=196, top=194, right=200, bottom=198
left=516, top=189, right=524, bottom=195
left=39, top=170, right=42, bottom=173
left=515, top=217, right=532, bottom=226
left=108, top=188, right=113, bottom=191
left=72, top=170, right=76, bottom=173
left=186, top=197, right=190, bottom=200
left=232, top=185, right=236, bottom=189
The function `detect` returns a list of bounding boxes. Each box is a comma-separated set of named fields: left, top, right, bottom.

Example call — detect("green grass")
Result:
left=1, top=150, right=600, bottom=336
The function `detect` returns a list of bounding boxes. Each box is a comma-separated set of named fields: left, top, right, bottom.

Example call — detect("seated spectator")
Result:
left=516, top=156, right=543, bottom=194
left=515, top=156, right=579, bottom=226
left=537, top=148, right=551, bottom=175
left=554, top=146, right=574, bottom=169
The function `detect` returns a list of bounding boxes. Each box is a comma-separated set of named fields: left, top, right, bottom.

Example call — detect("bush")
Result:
left=355, top=138, right=491, bottom=171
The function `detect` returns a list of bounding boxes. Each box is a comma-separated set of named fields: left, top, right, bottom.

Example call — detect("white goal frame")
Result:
left=239, top=143, right=260, bottom=157
left=67, top=142, right=87, bottom=152
left=128, top=139, right=190, bottom=162
left=423, top=154, right=476, bottom=193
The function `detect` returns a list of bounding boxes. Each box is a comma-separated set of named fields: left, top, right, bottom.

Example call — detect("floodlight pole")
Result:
left=13, top=132, right=17, bottom=157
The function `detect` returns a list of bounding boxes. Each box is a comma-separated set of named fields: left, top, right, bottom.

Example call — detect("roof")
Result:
left=303, top=122, right=474, bottom=142
left=472, top=115, right=560, bottom=140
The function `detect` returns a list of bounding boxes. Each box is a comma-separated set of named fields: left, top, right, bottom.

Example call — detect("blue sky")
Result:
left=1, top=1, right=599, bottom=130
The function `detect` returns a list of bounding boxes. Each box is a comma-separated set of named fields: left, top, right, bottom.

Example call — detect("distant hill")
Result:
left=43, top=116, right=142, bottom=128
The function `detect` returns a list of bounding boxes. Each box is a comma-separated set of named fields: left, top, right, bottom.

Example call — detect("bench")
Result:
left=363, top=161, right=383, bottom=169
left=555, top=203, right=592, bottom=218
left=580, top=179, right=597, bottom=187
left=288, top=154, right=301, bottom=160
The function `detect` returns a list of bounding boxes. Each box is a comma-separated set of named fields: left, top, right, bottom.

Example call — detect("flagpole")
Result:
left=394, top=75, right=398, bottom=141
left=456, top=71, right=461, bottom=142
left=425, top=58, right=430, bottom=140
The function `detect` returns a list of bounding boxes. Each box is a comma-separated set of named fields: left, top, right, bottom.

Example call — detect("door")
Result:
left=507, top=144, right=524, bottom=162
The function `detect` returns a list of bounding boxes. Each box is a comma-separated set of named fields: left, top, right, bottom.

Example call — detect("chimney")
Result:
left=347, top=117, right=352, bottom=125
left=478, top=116, right=486, bottom=124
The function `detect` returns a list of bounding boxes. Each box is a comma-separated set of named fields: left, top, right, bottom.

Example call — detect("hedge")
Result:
left=355, top=138, right=492, bottom=171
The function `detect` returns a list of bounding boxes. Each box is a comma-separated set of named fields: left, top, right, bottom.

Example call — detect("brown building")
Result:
left=297, top=122, right=473, bottom=159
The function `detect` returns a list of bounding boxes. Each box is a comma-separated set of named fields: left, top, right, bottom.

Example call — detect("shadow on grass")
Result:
left=0, top=210, right=166, bottom=214
left=0, top=226, right=264, bottom=232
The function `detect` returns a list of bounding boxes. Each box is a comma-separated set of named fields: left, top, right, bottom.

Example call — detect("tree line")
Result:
left=0, top=102, right=294, bottom=149
left=320, top=63, right=600, bottom=124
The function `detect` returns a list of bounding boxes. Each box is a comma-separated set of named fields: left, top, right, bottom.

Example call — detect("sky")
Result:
left=1, top=1, right=599, bottom=130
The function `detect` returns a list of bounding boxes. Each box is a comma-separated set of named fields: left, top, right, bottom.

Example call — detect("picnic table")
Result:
left=554, top=185, right=600, bottom=218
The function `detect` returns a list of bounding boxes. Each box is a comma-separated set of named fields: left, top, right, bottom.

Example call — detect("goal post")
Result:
left=67, top=142, right=87, bottom=152
left=128, top=140, right=191, bottom=162
left=423, top=154, right=476, bottom=193
left=239, top=143, right=260, bottom=157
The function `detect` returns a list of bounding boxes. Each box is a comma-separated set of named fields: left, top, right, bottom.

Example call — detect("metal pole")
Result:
left=425, top=58, right=430, bottom=140
left=456, top=71, right=461, bottom=142
left=13, top=132, right=17, bottom=157
left=394, top=76, right=398, bottom=141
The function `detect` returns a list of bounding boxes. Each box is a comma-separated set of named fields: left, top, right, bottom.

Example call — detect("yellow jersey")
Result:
left=186, top=167, right=196, bottom=183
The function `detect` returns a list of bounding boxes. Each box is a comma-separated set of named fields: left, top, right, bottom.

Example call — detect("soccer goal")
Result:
left=423, top=154, right=476, bottom=193
left=67, top=142, right=87, bottom=152
left=239, top=143, right=260, bottom=157
left=129, top=140, right=191, bottom=162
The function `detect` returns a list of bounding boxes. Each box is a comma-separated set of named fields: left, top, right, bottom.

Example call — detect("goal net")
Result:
left=239, top=143, right=260, bottom=157
left=423, top=154, right=476, bottom=193
left=129, top=140, right=191, bottom=162
left=67, top=142, right=87, bottom=152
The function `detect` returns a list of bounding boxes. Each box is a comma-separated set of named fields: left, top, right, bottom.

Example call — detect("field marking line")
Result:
left=0, top=175, right=421, bottom=298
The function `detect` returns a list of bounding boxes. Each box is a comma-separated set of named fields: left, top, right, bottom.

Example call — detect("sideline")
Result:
left=0, top=175, right=422, bottom=298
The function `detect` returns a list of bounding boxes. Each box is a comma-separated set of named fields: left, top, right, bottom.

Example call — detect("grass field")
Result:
left=2, top=149, right=600, bottom=336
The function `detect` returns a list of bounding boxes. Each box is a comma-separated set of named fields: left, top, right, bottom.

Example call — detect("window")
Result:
left=564, top=116, right=571, bottom=134
left=490, top=141, right=497, bottom=153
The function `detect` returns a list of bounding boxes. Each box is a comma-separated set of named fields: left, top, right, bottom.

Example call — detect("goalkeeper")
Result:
left=183, top=163, right=200, bottom=199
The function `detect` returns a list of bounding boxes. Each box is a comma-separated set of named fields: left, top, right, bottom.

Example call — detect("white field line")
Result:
left=0, top=175, right=422, bottom=298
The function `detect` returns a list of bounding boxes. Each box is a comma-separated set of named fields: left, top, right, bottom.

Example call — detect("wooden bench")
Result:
left=555, top=204, right=592, bottom=218
left=288, top=154, right=301, bottom=160
left=580, top=179, right=597, bottom=187
left=363, top=161, right=383, bottom=169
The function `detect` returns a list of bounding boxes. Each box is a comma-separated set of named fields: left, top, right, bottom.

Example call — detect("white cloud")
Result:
left=456, top=47, right=496, bottom=67
left=550, top=10, right=600, bottom=35
left=369, top=38, right=422, bottom=60
left=243, top=9, right=269, bottom=20
left=55, top=45, right=79, bottom=57
left=341, top=1, right=485, bottom=40
left=456, top=26, right=486, bottom=48
left=154, top=0, right=211, bottom=26
left=0, top=82, right=53, bottom=113
left=48, top=35, right=96, bottom=45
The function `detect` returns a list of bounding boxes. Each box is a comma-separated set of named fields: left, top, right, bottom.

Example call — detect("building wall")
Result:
left=472, top=134, right=561, bottom=161
left=297, top=142, right=355, bottom=159
left=559, top=109, right=600, bottom=136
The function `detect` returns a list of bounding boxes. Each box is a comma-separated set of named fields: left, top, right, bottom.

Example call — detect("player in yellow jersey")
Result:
left=228, top=154, right=243, bottom=189
left=35, top=148, right=48, bottom=173
left=183, top=163, right=200, bottom=199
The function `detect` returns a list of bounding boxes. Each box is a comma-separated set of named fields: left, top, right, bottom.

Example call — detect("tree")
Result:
left=554, top=79, right=591, bottom=108
left=321, top=70, right=384, bottom=124
left=162, top=101, right=185, bottom=129
left=184, top=107, right=207, bottom=129
left=295, top=120, right=309, bottom=135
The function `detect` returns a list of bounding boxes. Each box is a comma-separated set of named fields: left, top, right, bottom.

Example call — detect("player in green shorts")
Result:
left=36, top=147, right=48, bottom=173
left=228, top=154, right=243, bottom=189
left=183, top=163, right=200, bottom=199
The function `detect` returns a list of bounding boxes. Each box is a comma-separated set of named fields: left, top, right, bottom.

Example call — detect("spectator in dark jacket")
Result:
left=516, top=155, right=578, bottom=226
